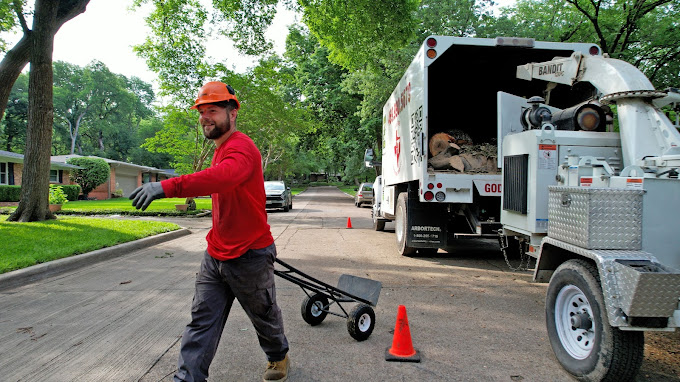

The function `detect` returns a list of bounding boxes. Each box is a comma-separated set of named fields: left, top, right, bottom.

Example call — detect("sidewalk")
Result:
left=0, top=228, right=191, bottom=292
left=0, top=222, right=210, bottom=381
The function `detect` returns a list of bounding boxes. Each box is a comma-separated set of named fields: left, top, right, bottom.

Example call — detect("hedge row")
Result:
left=0, top=184, right=81, bottom=202
left=0, top=185, right=21, bottom=202
left=61, top=185, right=81, bottom=201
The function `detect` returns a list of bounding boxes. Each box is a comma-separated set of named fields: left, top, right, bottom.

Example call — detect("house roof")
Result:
left=0, top=150, right=82, bottom=170
left=0, top=150, right=24, bottom=162
left=51, top=154, right=176, bottom=177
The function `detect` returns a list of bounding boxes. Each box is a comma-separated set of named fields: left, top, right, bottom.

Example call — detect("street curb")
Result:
left=0, top=228, right=192, bottom=292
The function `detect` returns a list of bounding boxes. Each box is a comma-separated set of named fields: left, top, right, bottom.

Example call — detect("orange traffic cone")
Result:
left=385, top=305, right=421, bottom=362
left=346, top=217, right=353, bottom=229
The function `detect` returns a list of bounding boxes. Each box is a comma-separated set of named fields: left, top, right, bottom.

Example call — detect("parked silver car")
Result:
left=354, top=182, right=374, bottom=207
left=265, top=181, right=293, bottom=212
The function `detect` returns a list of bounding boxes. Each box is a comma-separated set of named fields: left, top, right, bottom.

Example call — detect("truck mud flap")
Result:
left=407, top=202, right=447, bottom=248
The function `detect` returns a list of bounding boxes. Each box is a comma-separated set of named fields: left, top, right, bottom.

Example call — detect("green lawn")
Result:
left=338, top=185, right=357, bottom=196
left=0, top=187, right=313, bottom=217
left=2, top=189, right=310, bottom=216
left=0, top=187, right=313, bottom=274
left=0, top=215, right=180, bottom=274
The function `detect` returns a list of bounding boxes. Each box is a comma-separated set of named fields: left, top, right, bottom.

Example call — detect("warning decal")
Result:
left=626, top=178, right=644, bottom=189
left=538, top=144, right=557, bottom=170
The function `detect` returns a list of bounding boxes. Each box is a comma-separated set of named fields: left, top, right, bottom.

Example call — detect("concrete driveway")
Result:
left=0, top=186, right=677, bottom=381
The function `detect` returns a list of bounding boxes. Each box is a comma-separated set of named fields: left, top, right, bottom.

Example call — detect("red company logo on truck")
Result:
left=387, top=82, right=411, bottom=124
left=388, top=82, right=411, bottom=176
left=394, top=129, right=401, bottom=174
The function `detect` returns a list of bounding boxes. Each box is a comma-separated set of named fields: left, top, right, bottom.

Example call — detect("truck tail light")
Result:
left=424, top=191, right=434, bottom=201
left=426, top=49, right=437, bottom=59
left=589, top=46, right=600, bottom=55
left=427, top=183, right=434, bottom=189
left=435, top=192, right=445, bottom=202
left=426, top=37, right=437, bottom=48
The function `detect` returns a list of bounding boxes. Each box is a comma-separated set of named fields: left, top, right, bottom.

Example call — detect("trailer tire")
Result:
left=347, top=304, right=375, bottom=341
left=395, top=193, right=416, bottom=256
left=301, top=293, right=329, bottom=326
left=546, top=259, right=644, bottom=382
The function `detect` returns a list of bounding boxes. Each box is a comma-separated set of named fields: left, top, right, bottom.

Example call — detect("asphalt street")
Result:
left=1, top=186, right=677, bottom=381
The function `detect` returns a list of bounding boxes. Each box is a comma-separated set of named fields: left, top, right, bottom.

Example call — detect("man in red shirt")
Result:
left=130, top=82, right=290, bottom=382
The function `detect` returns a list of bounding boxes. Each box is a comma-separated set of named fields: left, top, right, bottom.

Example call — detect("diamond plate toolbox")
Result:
left=613, top=260, right=680, bottom=317
left=548, top=186, right=643, bottom=250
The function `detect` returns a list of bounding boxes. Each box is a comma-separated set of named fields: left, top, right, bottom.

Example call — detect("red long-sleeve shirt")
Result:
left=160, top=131, right=273, bottom=260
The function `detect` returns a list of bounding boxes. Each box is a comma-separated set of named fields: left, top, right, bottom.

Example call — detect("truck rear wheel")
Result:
left=395, top=193, right=416, bottom=256
left=546, top=259, right=644, bottom=381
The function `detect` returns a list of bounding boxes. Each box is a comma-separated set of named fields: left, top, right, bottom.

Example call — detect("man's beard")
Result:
left=203, top=118, right=230, bottom=140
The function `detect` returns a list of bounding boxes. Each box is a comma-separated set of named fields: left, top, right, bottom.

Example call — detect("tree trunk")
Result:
left=0, top=35, right=31, bottom=122
left=69, top=111, right=86, bottom=154
left=8, top=0, right=59, bottom=222
left=98, top=130, right=104, bottom=151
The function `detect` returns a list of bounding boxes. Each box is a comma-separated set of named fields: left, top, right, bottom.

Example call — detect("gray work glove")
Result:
left=130, top=182, right=165, bottom=211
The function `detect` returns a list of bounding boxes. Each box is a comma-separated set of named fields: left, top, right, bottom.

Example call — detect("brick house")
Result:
left=0, top=150, right=81, bottom=187
left=50, top=155, right=176, bottom=199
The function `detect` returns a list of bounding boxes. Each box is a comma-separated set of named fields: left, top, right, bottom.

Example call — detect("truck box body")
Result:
left=379, top=36, right=601, bottom=244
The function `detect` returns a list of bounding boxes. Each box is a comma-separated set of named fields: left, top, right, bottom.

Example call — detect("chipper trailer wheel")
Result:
left=546, top=259, right=644, bottom=381
left=347, top=304, right=375, bottom=341
left=301, top=293, right=329, bottom=326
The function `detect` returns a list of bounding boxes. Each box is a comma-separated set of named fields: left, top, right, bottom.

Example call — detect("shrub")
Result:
left=67, top=157, right=110, bottom=196
left=49, top=185, right=68, bottom=205
left=0, top=185, right=21, bottom=202
left=113, top=182, right=124, bottom=198
left=61, top=185, right=81, bottom=201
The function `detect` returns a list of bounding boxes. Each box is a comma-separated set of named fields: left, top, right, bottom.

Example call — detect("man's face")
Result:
left=198, top=104, right=231, bottom=140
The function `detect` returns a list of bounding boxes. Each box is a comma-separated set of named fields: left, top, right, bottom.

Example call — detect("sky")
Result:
left=1, top=0, right=299, bottom=88
left=2, top=0, right=515, bottom=90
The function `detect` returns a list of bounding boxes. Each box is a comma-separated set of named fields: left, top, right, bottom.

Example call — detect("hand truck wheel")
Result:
left=347, top=304, right=375, bottom=341
left=301, top=293, right=329, bottom=326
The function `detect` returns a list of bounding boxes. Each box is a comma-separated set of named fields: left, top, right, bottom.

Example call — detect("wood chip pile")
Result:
left=427, top=131, right=499, bottom=174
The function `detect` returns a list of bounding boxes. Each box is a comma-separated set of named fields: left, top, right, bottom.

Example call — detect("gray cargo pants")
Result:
left=174, top=243, right=289, bottom=382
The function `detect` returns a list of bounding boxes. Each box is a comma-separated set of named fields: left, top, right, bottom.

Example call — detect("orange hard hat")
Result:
left=190, top=81, right=240, bottom=110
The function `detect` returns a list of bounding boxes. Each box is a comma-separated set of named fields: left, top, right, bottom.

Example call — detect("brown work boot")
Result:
left=262, top=354, right=290, bottom=382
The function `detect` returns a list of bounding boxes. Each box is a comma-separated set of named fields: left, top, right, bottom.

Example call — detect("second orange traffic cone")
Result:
left=385, top=305, right=421, bottom=362
left=346, top=217, right=353, bottom=229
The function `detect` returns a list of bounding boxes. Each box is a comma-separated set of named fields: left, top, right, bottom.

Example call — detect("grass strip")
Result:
left=338, top=185, right=357, bottom=196
left=61, top=198, right=213, bottom=214
left=0, top=215, right=179, bottom=274
left=0, top=188, right=309, bottom=216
